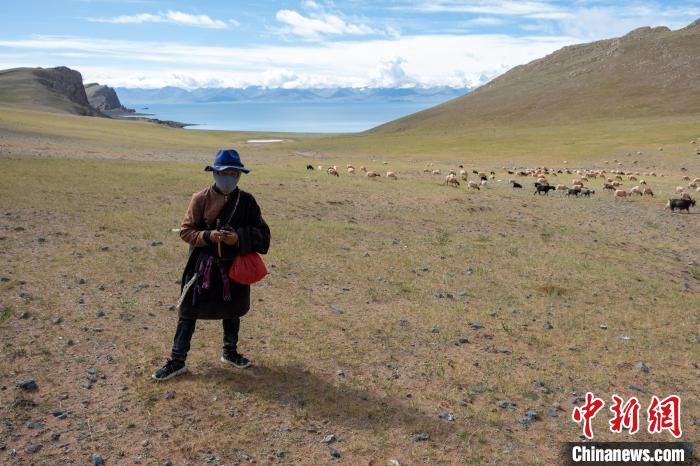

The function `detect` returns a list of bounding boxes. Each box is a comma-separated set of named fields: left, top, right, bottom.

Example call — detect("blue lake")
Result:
left=119, top=100, right=448, bottom=133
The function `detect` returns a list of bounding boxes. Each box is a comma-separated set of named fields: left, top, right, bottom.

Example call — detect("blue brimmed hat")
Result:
left=204, top=149, right=251, bottom=173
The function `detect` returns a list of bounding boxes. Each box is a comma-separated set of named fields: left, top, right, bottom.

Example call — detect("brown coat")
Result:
left=178, top=186, right=270, bottom=320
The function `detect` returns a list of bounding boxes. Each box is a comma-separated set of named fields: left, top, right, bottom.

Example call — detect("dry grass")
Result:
left=0, top=110, right=699, bottom=465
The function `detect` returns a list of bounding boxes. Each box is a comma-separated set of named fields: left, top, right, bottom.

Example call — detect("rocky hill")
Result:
left=370, top=19, right=700, bottom=134
left=0, top=66, right=103, bottom=116
left=85, top=82, right=134, bottom=114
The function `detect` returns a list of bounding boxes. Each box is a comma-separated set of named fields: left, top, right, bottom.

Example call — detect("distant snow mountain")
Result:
left=115, top=86, right=471, bottom=105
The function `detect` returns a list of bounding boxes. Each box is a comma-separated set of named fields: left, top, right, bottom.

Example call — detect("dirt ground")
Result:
left=1, top=118, right=698, bottom=465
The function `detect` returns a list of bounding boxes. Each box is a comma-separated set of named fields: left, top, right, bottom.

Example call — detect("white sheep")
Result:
left=468, top=180, right=480, bottom=190
left=347, top=167, right=355, bottom=174
left=386, top=171, right=397, bottom=179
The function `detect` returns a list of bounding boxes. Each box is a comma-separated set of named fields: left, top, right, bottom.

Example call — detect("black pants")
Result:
left=170, top=317, right=240, bottom=363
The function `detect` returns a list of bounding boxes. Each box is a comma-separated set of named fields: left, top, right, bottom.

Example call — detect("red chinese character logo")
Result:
left=647, top=395, right=682, bottom=438
left=572, top=392, right=605, bottom=439
left=609, top=395, right=640, bottom=434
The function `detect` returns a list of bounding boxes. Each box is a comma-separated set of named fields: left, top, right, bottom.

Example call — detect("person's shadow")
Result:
left=189, top=362, right=454, bottom=438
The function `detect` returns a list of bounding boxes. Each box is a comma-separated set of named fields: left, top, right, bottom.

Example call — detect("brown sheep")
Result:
left=614, top=189, right=628, bottom=199
left=642, top=187, right=654, bottom=196
left=366, top=171, right=381, bottom=178
left=327, top=167, right=339, bottom=177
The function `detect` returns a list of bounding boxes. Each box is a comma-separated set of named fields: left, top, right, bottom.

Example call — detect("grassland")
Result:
left=0, top=107, right=699, bottom=465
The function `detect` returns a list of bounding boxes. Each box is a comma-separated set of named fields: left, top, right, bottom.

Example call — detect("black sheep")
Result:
left=306, top=164, right=314, bottom=170
left=666, top=197, right=696, bottom=213
left=534, top=184, right=555, bottom=195
left=511, top=181, right=522, bottom=189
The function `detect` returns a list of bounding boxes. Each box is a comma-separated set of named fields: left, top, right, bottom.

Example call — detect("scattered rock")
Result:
left=496, top=346, right=511, bottom=354
left=27, top=421, right=44, bottom=430
left=52, top=317, right=63, bottom=325
left=336, top=369, right=345, bottom=377
left=543, top=321, right=554, bottom=330
left=457, top=337, right=469, bottom=344
left=92, top=453, right=105, bottom=466
left=19, top=291, right=32, bottom=300
left=469, top=322, right=484, bottom=330
left=438, top=412, right=455, bottom=422
left=100, top=246, right=109, bottom=252
left=78, top=278, right=86, bottom=285
left=151, top=241, right=163, bottom=246
left=87, top=367, right=97, bottom=375
left=329, top=447, right=341, bottom=458
left=52, top=410, right=67, bottom=419
left=16, top=380, right=38, bottom=391
left=18, top=311, right=30, bottom=319
left=412, top=432, right=430, bottom=442
left=497, top=400, right=517, bottom=409
left=636, top=362, right=650, bottom=373
left=629, top=384, right=647, bottom=393
left=321, top=434, right=336, bottom=444
left=51, top=431, right=61, bottom=441
left=26, top=444, right=41, bottom=453
left=37, top=237, right=46, bottom=243
left=165, top=391, right=175, bottom=400
left=95, top=309, right=106, bottom=318
left=431, top=326, right=439, bottom=333
left=546, top=407, right=559, bottom=417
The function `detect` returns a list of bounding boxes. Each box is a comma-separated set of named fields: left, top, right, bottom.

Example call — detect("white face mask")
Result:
left=213, top=173, right=239, bottom=193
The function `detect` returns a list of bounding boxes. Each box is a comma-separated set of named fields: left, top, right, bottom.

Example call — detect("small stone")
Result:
left=336, top=369, right=345, bottom=377
left=438, top=412, right=455, bottom=422
left=321, top=434, right=336, bottom=444
left=78, top=278, right=86, bottom=285
left=497, top=400, right=516, bottom=409
left=18, top=311, right=30, bottom=319
left=100, top=246, right=109, bottom=251
left=37, top=237, right=46, bottom=243
left=95, top=309, right=106, bottom=318
left=543, top=321, right=554, bottom=330
left=496, top=346, right=511, bottom=354
left=412, top=432, right=430, bottom=442
left=469, top=322, right=484, bottom=330
left=92, top=453, right=105, bottom=466
left=52, top=317, right=63, bottom=325
left=432, top=292, right=444, bottom=298
left=51, top=431, right=61, bottom=441
left=329, top=447, right=341, bottom=458
left=629, top=384, right=646, bottom=393
left=87, top=367, right=97, bottom=374
left=26, top=444, right=42, bottom=453
left=599, top=324, right=608, bottom=330
left=151, top=241, right=163, bottom=246
left=533, top=381, right=545, bottom=389
left=27, top=421, right=44, bottom=429
left=457, top=337, right=469, bottom=344
left=546, top=408, right=559, bottom=417
left=431, top=326, right=439, bottom=333
left=165, top=391, right=175, bottom=400
left=636, top=362, right=650, bottom=373
left=16, top=380, right=38, bottom=391
left=52, top=410, right=67, bottom=419
left=141, top=439, right=150, bottom=447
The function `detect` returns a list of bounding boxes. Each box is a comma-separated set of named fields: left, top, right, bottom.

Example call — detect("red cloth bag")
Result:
left=229, top=252, right=268, bottom=285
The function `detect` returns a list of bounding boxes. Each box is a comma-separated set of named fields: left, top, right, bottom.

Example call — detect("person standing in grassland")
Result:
left=152, top=149, right=270, bottom=381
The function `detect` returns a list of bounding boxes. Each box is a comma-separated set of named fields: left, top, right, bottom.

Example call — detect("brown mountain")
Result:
left=0, top=66, right=103, bottom=116
left=370, top=19, right=700, bottom=135
left=85, top=82, right=133, bottom=114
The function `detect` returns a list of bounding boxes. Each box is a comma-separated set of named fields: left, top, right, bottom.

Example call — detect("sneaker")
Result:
left=151, top=359, right=188, bottom=381
left=221, top=352, right=251, bottom=369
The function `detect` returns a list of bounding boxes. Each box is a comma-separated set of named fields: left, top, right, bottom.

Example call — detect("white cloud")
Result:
left=0, top=33, right=577, bottom=89
left=407, top=0, right=568, bottom=17
left=368, top=57, right=416, bottom=87
left=275, top=9, right=379, bottom=38
left=89, top=10, right=228, bottom=29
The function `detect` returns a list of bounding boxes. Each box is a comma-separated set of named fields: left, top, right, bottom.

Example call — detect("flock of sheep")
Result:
left=306, top=158, right=698, bottom=213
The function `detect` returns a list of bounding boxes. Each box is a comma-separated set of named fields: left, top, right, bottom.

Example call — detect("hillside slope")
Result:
left=0, top=66, right=102, bottom=116
left=370, top=19, right=700, bottom=135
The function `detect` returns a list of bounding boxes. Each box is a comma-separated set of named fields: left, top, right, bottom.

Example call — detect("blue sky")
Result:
left=0, top=0, right=698, bottom=88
